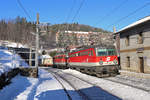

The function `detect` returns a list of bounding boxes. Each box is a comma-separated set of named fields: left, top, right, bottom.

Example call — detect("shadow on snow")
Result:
left=0, top=75, right=31, bottom=100
left=34, top=86, right=121, bottom=100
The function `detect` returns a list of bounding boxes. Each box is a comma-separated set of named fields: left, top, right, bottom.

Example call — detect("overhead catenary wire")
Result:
left=65, top=0, right=76, bottom=23
left=93, top=0, right=129, bottom=26
left=62, top=0, right=85, bottom=48
left=17, top=0, right=32, bottom=21
left=55, top=0, right=76, bottom=50
left=56, top=0, right=76, bottom=32
left=65, top=0, right=76, bottom=31
left=71, top=0, right=86, bottom=23
left=57, top=0, right=85, bottom=33
left=106, top=2, right=150, bottom=30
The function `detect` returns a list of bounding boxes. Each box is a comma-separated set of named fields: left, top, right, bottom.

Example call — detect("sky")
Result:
left=0, top=0, right=150, bottom=32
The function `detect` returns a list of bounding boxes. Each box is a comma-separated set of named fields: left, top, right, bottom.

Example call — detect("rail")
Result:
left=47, top=68, right=121, bottom=100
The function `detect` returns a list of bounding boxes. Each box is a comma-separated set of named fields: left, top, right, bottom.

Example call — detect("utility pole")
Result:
left=35, top=13, right=39, bottom=77
left=29, top=44, right=32, bottom=66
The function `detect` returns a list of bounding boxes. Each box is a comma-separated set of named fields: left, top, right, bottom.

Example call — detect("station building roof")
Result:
left=115, top=16, right=150, bottom=34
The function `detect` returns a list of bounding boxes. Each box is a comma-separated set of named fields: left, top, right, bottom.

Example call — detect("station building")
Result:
left=115, top=16, right=150, bottom=77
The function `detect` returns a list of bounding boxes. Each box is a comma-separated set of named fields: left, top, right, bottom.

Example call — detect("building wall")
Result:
left=120, top=21, right=150, bottom=73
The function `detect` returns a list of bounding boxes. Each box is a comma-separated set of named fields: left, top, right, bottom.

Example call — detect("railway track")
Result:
left=50, top=72, right=73, bottom=100
left=66, top=69, right=150, bottom=92
left=47, top=68, right=121, bottom=100
left=104, top=77, right=150, bottom=92
left=50, top=71, right=89, bottom=100
left=58, top=68, right=150, bottom=93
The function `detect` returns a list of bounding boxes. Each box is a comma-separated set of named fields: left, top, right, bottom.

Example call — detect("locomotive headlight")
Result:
left=99, top=61, right=103, bottom=65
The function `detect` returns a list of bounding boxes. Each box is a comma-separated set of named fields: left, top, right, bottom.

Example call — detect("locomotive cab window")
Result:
left=97, top=49, right=107, bottom=56
left=96, top=48, right=117, bottom=56
left=108, top=49, right=117, bottom=55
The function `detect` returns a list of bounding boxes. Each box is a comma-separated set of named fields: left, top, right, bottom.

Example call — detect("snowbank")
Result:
left=0, top=69, right=69, bottom=100
left=0, top=49, right=29, bottom=76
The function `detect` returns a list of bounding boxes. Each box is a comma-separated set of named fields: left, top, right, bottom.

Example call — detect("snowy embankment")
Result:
left=0, top=48, right=29, bottom=76
left=0, top=69, right=69, bottom=100
left=62, top=69, right=150, bottom=100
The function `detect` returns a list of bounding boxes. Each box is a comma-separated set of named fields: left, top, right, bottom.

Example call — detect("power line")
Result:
left=93, top=0, right=128, bottom=26
left=56, top=0, right=76, bottom=32
left=107, top=2, right=150, bottom=29
left=57, top=0, right=85, bottom=49
left=65, top=0, right=76, bottom=31
left=65, top=0, right=76, bottom=23
left=71, top=0, right=85, bottom=23
left=17, top=0, right=32, bottom=21
left=55, top=0, right=85, bottom=32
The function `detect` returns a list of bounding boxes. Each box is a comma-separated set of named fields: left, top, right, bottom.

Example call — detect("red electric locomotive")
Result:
left=53, top=45, right=119, bottom=77
left=53, top=53, right=67, bottom=69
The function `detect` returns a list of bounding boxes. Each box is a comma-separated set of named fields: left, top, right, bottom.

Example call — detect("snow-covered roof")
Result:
left=65, top=31, right=99, bottom=34
left=117, top=16, right=150, bottom=33
left=65, top=31, right=89, bottom=34
left=41, top=54, right=52, bottom=59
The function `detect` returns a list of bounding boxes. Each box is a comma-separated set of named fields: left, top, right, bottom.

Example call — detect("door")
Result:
left=139, top=57, right=144, bottom=73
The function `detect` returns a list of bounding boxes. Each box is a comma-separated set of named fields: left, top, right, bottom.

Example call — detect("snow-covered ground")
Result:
left=0, top=49, right=29, bottom=76
left=48, top=68, right=121, bottom=100
left=61, top=69, right=150, bottom=100
left=1, top=66, right=150, bottom=100
left=0, top=69, right=77, bottom=100
left=0, top=47, right=79, bottom=100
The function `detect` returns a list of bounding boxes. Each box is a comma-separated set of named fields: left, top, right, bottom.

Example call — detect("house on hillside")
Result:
left=115, top=16, right=150, bottom=78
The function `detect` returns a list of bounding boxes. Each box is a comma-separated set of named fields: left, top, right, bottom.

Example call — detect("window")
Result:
left=108, top=49, right=117, bottom=55
left=97, top=49, right=107, bottom=56
left=139, top=57, right=144, bottom=73
left=138, top=32, right=143, bottom=44
left=125, top=35, right=129, bottom=46
left=127, top=56, right=130, bottom=67
left=78, top=51, right=89, bottom=56
left=70, top=53, right=77, bottom=57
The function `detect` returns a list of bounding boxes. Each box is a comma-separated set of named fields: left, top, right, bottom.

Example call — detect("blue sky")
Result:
left=0, top=0, right=150, bottom=32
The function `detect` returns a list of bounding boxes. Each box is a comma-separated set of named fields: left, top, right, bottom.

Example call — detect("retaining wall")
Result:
left=0, top=67, right=38, bottom=89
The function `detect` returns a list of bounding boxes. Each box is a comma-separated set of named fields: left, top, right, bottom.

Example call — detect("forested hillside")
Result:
left=0, top=17, right=111, bottom=49
left=49, top=23, right=110, bottom=33
left=0, top=16, right=35, bottom=46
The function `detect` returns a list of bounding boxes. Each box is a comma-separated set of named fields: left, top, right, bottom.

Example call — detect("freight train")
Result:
left=53, top=45, right=119, bottom=77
